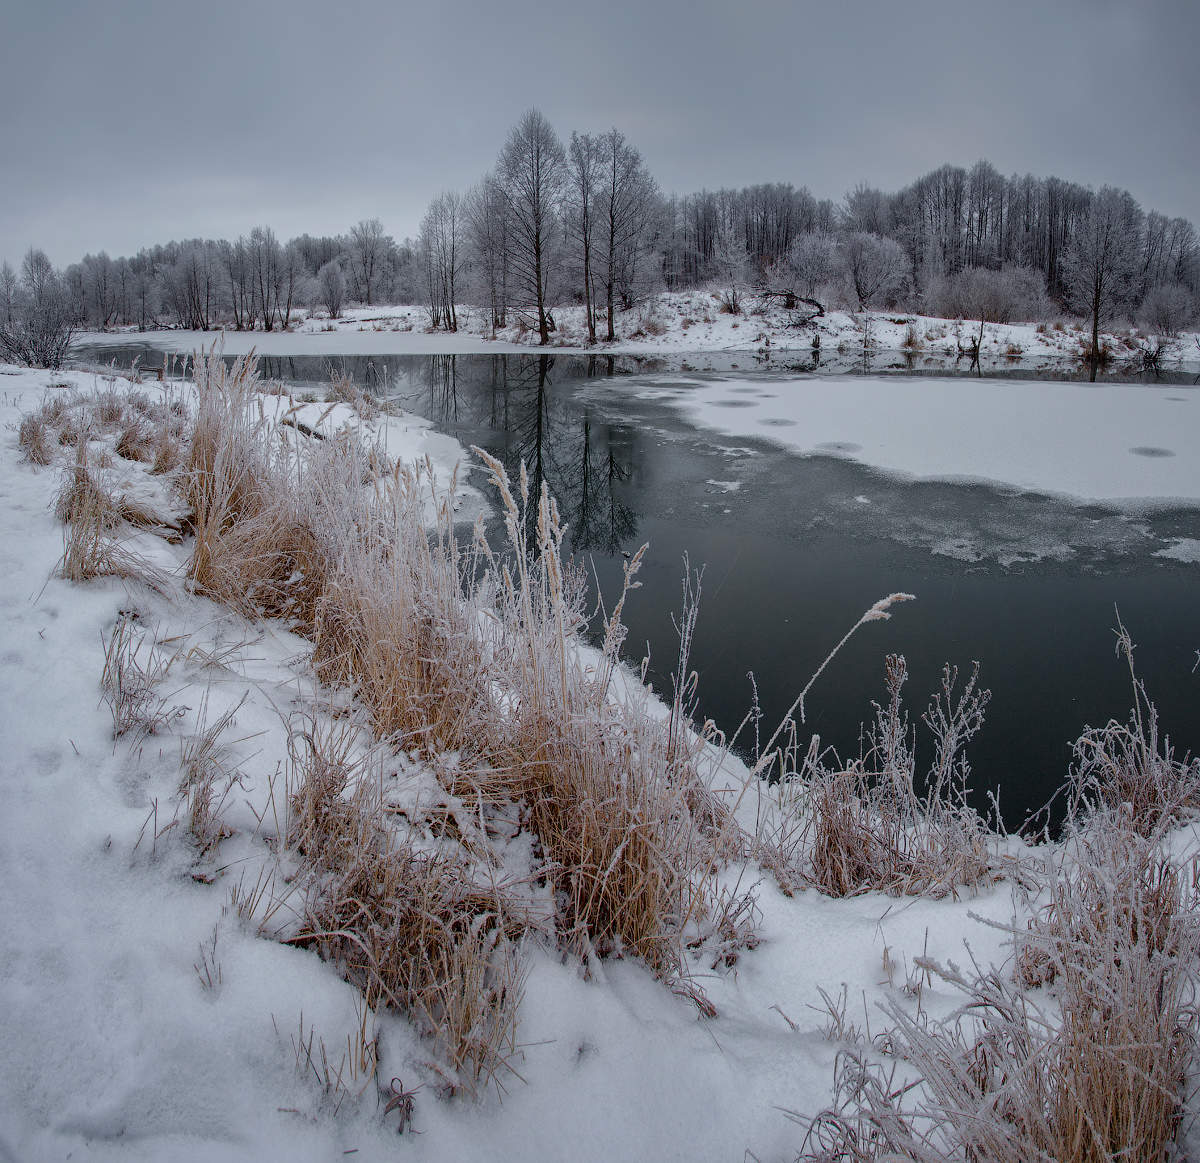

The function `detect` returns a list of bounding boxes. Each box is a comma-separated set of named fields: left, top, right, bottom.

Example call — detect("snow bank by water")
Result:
left=612, top=372, right=1200, bottom=506
left=75, top=294, right=1200, bottom=367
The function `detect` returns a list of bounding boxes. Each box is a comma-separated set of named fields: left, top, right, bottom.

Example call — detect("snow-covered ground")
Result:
left=74, top=292, right=1200, bottom=369
left=3, top=360, right=1199, bottom=1162
left=0, top=362, right=1039, bottom=1162
left=599, top=372, right=1200, bottom=506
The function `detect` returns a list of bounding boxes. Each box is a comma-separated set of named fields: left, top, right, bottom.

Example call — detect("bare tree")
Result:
left=348, top=218, right=389, bottom=307
left=81, top=252, right=118, bottom=329
left=842, top=183, right=892, bottom=235
left=246, top=227, right=283, bottom=330
left=712, top=224, right=751, bottom=314
left=466, top=175, right=509, bottom=334
left=841, top=232, right=910, bottom=309
left=418, top=191, right=467, bottom=331
left=130, top=256, right=157, bottom=330
left=498, top=109, right=567, bottom=345
left=221, top=238, right=254, bottom=330
left=277, top=240, right=306, bottom=329
left=596, top=129, right=658, bottom=341
left=21, top=247, right=54, bottom=299
left=164, top=241, right=222, bottom=330
left=1063, top=186, right=1140, bottom=368
left=566, top=132, right=601, bottom=342
left=317, top=259, right=345, bottom=319
left=1, top=261, right=20, bottom=324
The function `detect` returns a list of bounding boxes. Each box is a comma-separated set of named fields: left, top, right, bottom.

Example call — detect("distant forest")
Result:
left=4, top=110, right=1197, bottom=347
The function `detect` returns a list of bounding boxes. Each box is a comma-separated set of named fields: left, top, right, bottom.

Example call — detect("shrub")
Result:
left=0, top=275, right=75, bottom=369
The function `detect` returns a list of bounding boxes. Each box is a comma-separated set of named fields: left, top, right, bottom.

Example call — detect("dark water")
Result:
left=75, top=344, right=1200, bottom=829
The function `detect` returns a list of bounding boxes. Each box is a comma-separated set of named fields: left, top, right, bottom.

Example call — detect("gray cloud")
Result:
left=1, top=0, right=1196, bottom=264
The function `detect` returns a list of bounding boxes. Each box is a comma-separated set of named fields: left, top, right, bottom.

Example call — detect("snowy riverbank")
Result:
left=75, top=292, right=1200, bottom=371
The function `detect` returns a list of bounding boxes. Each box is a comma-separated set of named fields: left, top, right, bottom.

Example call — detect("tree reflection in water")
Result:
left=409, top=352, right=639, bottom=557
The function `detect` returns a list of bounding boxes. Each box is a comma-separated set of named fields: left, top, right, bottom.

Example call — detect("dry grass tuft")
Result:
left=57, top=417, right=87, bottom=447
left=311, top=461, right=489, bottom=754
left=468, top=451, right=728, bottom=978
left=93, top=387, right=127, bottom=427
left=184, top=347, right=276, bottom=598
left=116, top=418, right=155, bottom=462
left=1067, top=620, right=1200, bottom=833
left=163, top=347, right=751, bottom=1083
left=54, top=448, right=139, bottom=584
left=326, top=368, right=377, bottom=418
left=283, top=712, right=530, bottom=1097
left=286, top=1001, right=380, bottom=1114
left=100, top=613, right=181, bottom=741
left=36, top=393, right=70, bottom=428
left=178, top=691, right=249, bottom=855
left=799, top=669, right=1200, bottom=1163
left=150, top=421, right=183, bottom=475
left=18, top=414, right=54, bottom=465
left=196, top=503, right=329, bottom=632
left=761, top=654, right=993, bottom=900
left=884, top=830, right=1197, bottom=1163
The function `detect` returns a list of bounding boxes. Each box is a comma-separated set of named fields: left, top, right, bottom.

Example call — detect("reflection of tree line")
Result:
left=253, top=354, right=392, bottom=392
left=417, top=353, right=639, bottom=555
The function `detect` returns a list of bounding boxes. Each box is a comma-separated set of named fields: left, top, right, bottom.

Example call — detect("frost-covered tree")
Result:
left=842, top=183, right=892, bottom=236
left=1139, top=212, right=1199, bottom=298
left=80, top=252, right=118, bottom=329
left=1138, top=282, right=1195, bottom=337
left=317, top=259, right=345, bottom=319
left=130, top=254, right=158, bottom=330
left=1063, top=186, right=1141, bottom=361
left=841, top=232, right=909, bottom=309
left=774, top=231, right=839, bottom=308
left=21, top=247, right=55, bottom=299
left=928, top=265, right=1048, bottom=326
left=498, top=109, right=567, bottom=345
left=712, top=224, right=751, bottom=314
left=0, top=250, right=75, bottom=368
left=221, top=238, right=254, bottom=330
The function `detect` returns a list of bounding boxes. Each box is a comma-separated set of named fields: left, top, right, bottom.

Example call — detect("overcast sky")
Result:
left=1, top=0, right=1197, bottom=266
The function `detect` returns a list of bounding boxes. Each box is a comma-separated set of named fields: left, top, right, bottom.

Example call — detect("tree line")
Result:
left=3, top=108, right=1198, bottom=366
